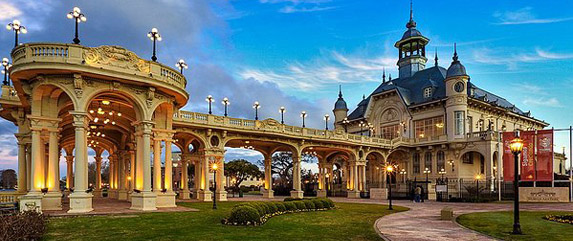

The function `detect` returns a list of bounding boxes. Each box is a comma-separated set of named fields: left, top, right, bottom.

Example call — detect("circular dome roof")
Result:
left=446, top=61, right=467, bottom=78
left=401, top=28, right=423, bottom=41
left=334, top=97, right=347, bottom=110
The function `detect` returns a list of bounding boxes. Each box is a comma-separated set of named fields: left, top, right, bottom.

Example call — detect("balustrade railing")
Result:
left=0, top=191, right=22, bottom=203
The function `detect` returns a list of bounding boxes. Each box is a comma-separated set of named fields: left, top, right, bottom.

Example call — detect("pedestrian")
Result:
left=414, top=186, right=421, bottom=203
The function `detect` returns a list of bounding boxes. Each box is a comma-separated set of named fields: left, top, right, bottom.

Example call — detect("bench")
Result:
left=440, top=207, right=454, bottom=221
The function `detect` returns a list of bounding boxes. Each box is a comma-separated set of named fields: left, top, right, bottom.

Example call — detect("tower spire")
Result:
left=434, top=48, right=439, bottom=66
left=338, top=85, right=343, bottom=98
left=382, top=68, right=386, bottom=83
left=406, top=0, right=416, bottom=29
left=410, top=0, right=413, bottom=22
left=452, top=43, right=459, bottom=62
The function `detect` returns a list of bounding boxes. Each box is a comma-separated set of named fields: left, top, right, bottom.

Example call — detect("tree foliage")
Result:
left=0, top=169, right=17, bottom=189
left=257, top=152, right=315, bottom=188
left=225, top=159, right=263, bottom=188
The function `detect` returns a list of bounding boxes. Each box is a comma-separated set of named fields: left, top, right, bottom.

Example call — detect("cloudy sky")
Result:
left=0, top=0, right=572, bottom=173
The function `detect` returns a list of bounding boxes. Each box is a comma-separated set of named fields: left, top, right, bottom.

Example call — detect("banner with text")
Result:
left=521, top=131, right=536, bottom=181
left=536, top=129, right=554, bottom=181
left=503, top=132, right=516, bottom=181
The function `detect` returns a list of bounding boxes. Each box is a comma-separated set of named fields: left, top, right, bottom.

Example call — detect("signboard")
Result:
left=519, top=187, right=569, bottom=203
left=435, top=184, right=447, bottom=193
left=502, top=130, right=554, bottom=182
left=520, top=131, right=536, bottom=181
left=536, top=130, right=554, bottom=181
left=502, top=132, right=516, bottom=181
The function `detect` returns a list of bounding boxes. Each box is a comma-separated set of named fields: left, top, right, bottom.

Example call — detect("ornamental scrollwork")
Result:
left=83, top=46, right=150, bottom=73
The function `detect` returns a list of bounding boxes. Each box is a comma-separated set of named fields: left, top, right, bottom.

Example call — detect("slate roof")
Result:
left=346, top=65, right=532, bottom=121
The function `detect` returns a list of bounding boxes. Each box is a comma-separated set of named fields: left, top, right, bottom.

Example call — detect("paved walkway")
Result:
left=355, top=199, right=573, bottom=241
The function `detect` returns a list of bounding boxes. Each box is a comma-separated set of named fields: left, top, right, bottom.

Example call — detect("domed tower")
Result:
left=394, top=2, right=429, bottom=79
left=444, top=44, right=469, bottom=141
left=333, top=85, right=348, bottom=130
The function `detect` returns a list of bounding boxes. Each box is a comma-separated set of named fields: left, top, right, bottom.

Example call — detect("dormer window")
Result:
left=423, top=87, right=432, bottom=98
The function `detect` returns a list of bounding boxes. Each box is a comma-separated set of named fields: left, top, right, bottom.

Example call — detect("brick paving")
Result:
left=44, top=197, right=198, bottom=217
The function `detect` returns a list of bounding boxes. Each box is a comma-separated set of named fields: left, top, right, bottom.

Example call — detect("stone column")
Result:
left=290, top=154, right=303, bottom=199
left=130, top=121, right=157, bottom=211
left=179, top=159, right=190, bottom=199
left=262, top=155, right=274, bottom=198
left=117, top=154, right=128, bottom=200
left=43, top=129, right=62, bottom=210
left=361, top=164, right=367, bottom=191
left=197, top=156, right=212, bottom=202
left=26, top=144, right=31, bottom=191
left=68, top=112, right=93, bottom=213
left=348, top=162, right=360, bottom=198
left=108, top=155, right=115, bottom=198
left=317, top=161, right=327, bottom=197
left=129, top=150, right=135, bottom=191
left=93, top=154, right=102, bottom=197
left=19, top=128, right=44, bottom=212
left=17, top=142, right=27, bottom=194
left=65, top=155, right=74, bottom=190
left=215, top=157, right=227, bottom=201
left=153, top=139, right=162, bottom=192
left=164, top=139, right=173, bottom=191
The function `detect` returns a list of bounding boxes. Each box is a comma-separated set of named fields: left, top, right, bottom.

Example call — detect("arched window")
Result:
left=424, top=152, right=433, bottom=172
left=413, top=153, right=420, bottom=174
left=437, top=151, right=445, bottom=171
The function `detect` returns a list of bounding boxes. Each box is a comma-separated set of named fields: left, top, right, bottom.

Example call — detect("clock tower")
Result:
left=444, top=44, right=470, bottom=141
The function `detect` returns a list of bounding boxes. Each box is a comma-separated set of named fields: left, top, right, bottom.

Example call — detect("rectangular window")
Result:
left=380, top=124, right=400, bottom=139
left=414, top=116, right=445, bottom=138
left=454, top=111, right=465, bottom=136
left=413, top=153, right=420, bottom=174
left=437, top=151, right=445, bottom=171
left=467, top=116, right=473, bottom=134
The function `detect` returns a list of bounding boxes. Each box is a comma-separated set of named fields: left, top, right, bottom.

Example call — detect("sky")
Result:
left=0, top=0, right=572, bottom=174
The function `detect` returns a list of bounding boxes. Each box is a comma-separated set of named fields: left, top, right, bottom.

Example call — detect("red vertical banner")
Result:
left=520, top=131, right=536, bottom=181
left=502, top=132, right=515, bottom=181
left=536, top=129, right=554, bottom=181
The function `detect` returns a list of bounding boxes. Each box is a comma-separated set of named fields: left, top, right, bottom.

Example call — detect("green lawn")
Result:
left=457, top=211, right=573, bottom=241
left=45, top=201, right=407, bottom=241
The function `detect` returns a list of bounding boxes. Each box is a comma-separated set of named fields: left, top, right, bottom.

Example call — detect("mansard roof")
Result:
left=347, top=65, right=534, bottom=121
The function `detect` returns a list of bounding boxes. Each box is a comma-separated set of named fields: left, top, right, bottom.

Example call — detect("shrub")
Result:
left=275, top=202, right=286, bottom=212
left=283, top=201, right=297, bottom=211
left=228, top=206, right=261, bottom=225
left=264, top=202, right=278, bottom=214
left=283, top=197, right=303, bottom=202
left=252, top=202, right=270, bottom=215
left=293, top=201, right=306, bottom=210
left=317, top=198, right=335, bottom=208
left=234, top=203, right=263, bottom=216
left=303, top=200, right=316, bottom=210
left=0, top=211, right=47, bottom=241
left=312, top=199, right=324, bottom=209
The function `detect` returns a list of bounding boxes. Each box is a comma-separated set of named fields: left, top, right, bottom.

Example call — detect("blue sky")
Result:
left=0, top=0, right=572, bottom=172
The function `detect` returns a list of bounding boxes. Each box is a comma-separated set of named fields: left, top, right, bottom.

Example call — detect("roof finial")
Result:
left=389, top=73, right=392, bottom=81
left=452, top=43, right=459, bottom=62
left=406, top=0, right=416, bottom=29
left=363, top=94, right=366, bottom=100
left=338, top=85, right=343, bottom=98
left=382, top=68, right=386, bottom=83
left=434, top=48, right=439, bottom=66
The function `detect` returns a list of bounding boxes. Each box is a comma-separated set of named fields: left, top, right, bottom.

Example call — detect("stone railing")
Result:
left=466, top=131, right=498, bottom=141
left=11, top=43, right=186, bottom=91
left=0, top=191, right=22, bottom=203
left=174, top=111, right=394, bottom=147
left=0, top=85, right=20, bottom=103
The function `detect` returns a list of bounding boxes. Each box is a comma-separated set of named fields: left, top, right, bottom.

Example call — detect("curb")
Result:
left=452, top=214, right=502, bottom=241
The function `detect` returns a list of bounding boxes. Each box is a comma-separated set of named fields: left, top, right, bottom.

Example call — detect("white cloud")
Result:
left=0, top=2, right=22, bottom=21
left=240, top=51, right=395, bottom=91
left=471, top=47, right=573, bottom=70
left=259, top=0, right=335, bottom=14
left=522, top=97, right=562, bottom=108
left=493, top=7, right=573, bottom=25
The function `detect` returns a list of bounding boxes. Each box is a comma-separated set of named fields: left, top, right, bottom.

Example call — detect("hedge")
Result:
left=223, top=198, right=336, bottom=226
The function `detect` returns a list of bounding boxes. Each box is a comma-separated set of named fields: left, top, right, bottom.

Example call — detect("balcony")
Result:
left=10, top=43, right=188, bottom=104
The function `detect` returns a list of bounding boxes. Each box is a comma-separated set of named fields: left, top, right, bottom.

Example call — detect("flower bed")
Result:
left=222, top=198, right=336, bottom=226
left=544, top=214, right=573, bottom=225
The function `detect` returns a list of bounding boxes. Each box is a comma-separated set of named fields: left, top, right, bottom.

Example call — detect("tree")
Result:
left=257, top=152, right=315, bottom=188
left=0, top=169, right=17, bottom=189
left=224, top=159, right=263, bottom=189
left=87, top=161, right=109, bottom=187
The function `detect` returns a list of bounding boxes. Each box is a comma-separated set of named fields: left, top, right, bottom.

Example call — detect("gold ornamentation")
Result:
left=83, top=46, right=150, bottom=73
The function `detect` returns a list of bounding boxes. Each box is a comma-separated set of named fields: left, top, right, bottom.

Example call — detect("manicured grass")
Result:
left=45, top=201, right=407, bottom=241
left=457, top=211, right=573, bottom=241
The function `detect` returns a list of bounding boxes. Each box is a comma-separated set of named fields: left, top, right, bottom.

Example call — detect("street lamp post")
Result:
left=147, top=28, right=162, bottom=62
left=2, top=58, right=9, bottom=86
left=175, top=59, right=188, bottom=74
left=253, top=101, right=260, bottom=120
left=221, top=97, right=230, bottom=117
left=212, top=163, right=218, bottom=210
left=279, top=106, right=286, bottom=124
left=342, top=118, right=349, bottom=133
left=205, top=95, right=214, bottom=114
left=300, top=111, right=307, bottom=128
left=324, top=114, right=330, bottom=130
left=386, top=164, right=395, bottom=210
left=368, top=123, right=374, bottom=137
left=509, top=132, right=524, bottom=235
left=359, top=121, right=365, bottom=136
left=423, top=167, right=430, bottom=202
left=6, top=20, right=27, bottom=47
left=439, top=168, right=446, bottom=181
left=67, top=7, right=87, bottom=44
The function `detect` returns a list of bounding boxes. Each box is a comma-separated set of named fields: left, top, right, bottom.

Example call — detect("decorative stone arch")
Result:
left=81, top=88, right=146, bottom=121
left=173, top=131, right=207, bottom=154
left=31, top=83, right=77, bottom=117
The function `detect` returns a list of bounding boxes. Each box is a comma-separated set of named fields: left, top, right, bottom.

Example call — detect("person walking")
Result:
left=414, top=186, right=422, bottom=203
